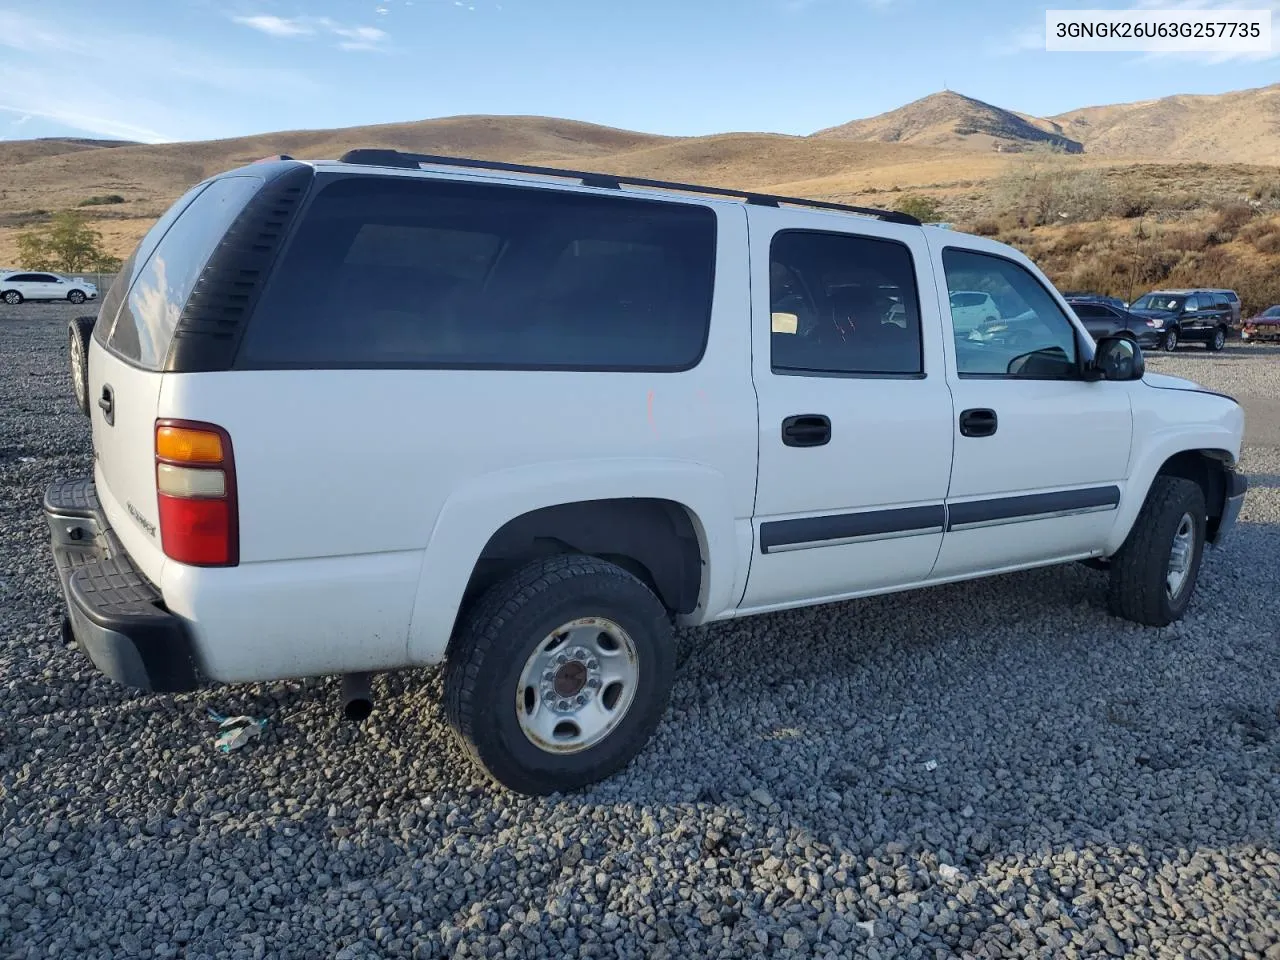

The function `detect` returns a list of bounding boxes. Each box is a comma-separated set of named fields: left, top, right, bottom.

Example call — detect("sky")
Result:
left=0, top=0, right=1277, bottom=144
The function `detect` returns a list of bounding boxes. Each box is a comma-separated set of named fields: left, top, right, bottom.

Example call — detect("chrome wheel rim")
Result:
left=1214, top=330, right=1224, bottom=349
left=1166, top=513, right=1195, bottom=599
left=3, top=292, right=17, bottom=304
left=1166, top=331, right=1177, bottom=350
left=69, top=334, right=85, bottom=407
left=515, top=616, right=639, bottom=754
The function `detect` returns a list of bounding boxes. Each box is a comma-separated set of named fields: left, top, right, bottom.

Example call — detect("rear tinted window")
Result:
left=106, top=175, right=264, bottom=368
left=236, top=175, right=718, bottom=370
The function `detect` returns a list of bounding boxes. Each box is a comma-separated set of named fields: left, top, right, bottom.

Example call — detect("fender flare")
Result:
left=1105, top=427, right=1240, bottom=555
left=404, top=458, right=744, bottom=664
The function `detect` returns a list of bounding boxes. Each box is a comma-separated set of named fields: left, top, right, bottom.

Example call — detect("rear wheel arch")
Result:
left=451, top=497, right=707, bottom=644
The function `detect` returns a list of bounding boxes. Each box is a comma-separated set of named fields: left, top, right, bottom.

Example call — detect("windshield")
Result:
left=1262, top=306, right=1280, bottom=318
left=1132, top=293, right=1184, bottom=312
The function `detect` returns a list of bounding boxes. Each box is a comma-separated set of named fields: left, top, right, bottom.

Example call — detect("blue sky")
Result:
left=1, top=0, right=1277, bottom=144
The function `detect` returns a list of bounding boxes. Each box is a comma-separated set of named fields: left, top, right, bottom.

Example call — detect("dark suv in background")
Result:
left=1127, top=289, right=1234, bottom=352
left=1066, top=297, right=1165, bottom=350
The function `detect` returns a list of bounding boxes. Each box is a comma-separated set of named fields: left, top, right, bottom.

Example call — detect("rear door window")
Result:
left=236, top=174, right=718, bottom=371
left=105, top=175, right=265, bottom=369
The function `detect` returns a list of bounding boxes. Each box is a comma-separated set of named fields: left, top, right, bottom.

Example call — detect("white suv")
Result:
left=46, top=151, right=1248, bottom=795
left=947, top=289, right=1000, bottom=332
left=2, top=270, right=97, bottom=305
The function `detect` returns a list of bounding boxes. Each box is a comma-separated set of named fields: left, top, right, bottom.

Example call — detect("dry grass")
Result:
left=965, top=211, right=1280, bottom=316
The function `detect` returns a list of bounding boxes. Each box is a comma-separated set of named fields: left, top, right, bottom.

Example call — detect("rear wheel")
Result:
left=1162, top=327, right=1179, bottom=352
left=68, top=289, right=86, bottom=305
left=68, top=316, right=95, bottom=416
left=1208, top=326, right=1226, bottom=351
left=1107, top=476, right=1206, bottom=626
left=2, top=290, right=21, bottom=305
left=443, top=554, right=676, bottom=795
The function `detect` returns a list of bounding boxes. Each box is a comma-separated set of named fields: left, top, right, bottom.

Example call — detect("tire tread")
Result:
left=442, top=554, right=672, bottom=794
left=1107, top=475, right=1205, bottom=626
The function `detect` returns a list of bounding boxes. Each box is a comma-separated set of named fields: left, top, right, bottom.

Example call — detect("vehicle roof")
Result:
left=260, top=151, right=1028, bottom=264
left=1141, top=288, right=1230, bottom=295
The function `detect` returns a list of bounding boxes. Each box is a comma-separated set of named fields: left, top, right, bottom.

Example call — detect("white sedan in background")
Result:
left=1, top=271, right=98, bottom=305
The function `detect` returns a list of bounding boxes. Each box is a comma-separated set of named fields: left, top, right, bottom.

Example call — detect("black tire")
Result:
left=1106, top=476, right=1207, bottom=627
left=1208, top=326, right=1226, bottom=351
left=443, top=554, right=676, bottom=795
left=68, top=289, right=86, bottom=305
left=2, top=290, right=21, bottom=305
left=1162, top=327, right=1179, bottom=352
left=68, top=315, right=95, bottom=416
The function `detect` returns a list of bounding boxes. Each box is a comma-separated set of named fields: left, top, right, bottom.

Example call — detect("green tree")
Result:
left=894, top=193, right=944, bottom=222
left=15, top=210, right=121, bottom=272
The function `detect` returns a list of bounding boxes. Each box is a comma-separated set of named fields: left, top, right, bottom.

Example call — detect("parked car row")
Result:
left=1, top=271, right=98, bottom=305
left=1063, top=288, right=1242, bottom=353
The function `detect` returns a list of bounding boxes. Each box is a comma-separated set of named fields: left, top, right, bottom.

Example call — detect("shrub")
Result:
left=1240, top=216, right=1280, bottom=255
left=76, top=194, right=126, bottom=207
left=991, top=149, right=1116, bottom=226
left=1111, top=190, right=1153, bottom=218
left=969, top=218, right=1001, bottom=237
left=1253, top=232, right=1280, bottom=256
left=1212, top=201, right=1255, bottom=235
left=893, top=193, right=944, bottom=222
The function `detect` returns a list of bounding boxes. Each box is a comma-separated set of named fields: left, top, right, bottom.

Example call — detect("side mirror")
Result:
left=1092, top=335, right=1145, bottom=381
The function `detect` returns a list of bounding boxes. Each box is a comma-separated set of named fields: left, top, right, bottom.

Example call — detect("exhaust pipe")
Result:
left=340, top=672, right=374, bottom=722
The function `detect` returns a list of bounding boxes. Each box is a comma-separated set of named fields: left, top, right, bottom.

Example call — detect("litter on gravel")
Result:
left=207, top=709, right=268, bottom=752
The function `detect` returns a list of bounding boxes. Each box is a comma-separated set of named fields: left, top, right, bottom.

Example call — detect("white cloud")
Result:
left=0, top=9, right=317, bottom=142
left=231, top=14, right=314, bottom=37
left=231, top=13, right=389, bottom=51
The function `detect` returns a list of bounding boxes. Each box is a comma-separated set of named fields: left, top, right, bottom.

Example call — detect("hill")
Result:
left=2, top=83, right=1279, bottom=269
left=814, top=91, right=1083, bottom=154
left=1046, top=82, right=1280, bottom=164
left=0, top=136, right=138, bottom=167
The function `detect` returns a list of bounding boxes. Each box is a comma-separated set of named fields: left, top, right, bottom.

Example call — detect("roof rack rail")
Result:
left=336, top=148, right=922, bottom=226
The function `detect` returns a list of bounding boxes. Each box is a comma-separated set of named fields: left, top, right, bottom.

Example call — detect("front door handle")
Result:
left=782, top=414, right=831, bottom=447
left=98, top=384, right=114, bottom=426
left=959, top=407, right=997, bottom=438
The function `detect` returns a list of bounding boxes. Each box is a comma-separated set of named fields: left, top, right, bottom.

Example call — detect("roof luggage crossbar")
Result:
left=336, top=148, right=922, bottom=226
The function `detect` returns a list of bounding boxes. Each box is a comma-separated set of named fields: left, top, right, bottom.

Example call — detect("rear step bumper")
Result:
left=43, top=478, right=202, bottom=693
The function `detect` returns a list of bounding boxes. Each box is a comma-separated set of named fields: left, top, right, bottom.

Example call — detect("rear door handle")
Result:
left=98, top=384, right=114, bottom=426
left=782, top=414, right=831, bottom=447
left=959, top=407, right=997, bottom=438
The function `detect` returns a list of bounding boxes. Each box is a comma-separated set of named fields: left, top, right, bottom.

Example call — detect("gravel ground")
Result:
left=2, top=302, right=1278, bottom=960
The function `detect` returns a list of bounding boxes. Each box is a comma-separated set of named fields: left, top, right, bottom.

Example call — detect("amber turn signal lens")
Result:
left=156, top=426, right=224, bottom=463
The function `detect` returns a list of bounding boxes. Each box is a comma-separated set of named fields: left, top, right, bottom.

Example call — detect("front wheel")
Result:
left=2, top=290, right=21, bottom=305
left=1162, top=327, right=1179, bottom=352
left=68, top=290, right=86, bottom=305
left=443, top=554, right=676, bottom=795
left=1208, top=326, right=1226, bottom=351
left=1107, top=476, right=1207, bottom=626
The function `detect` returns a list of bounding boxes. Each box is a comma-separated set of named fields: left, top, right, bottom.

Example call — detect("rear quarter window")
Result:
left=104, top=175, right=265, bottom=369
left=235, top=174, right=718, bottom=371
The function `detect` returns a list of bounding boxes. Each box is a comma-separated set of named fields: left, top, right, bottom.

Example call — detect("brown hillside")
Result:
left=0, top=115, right=676, bottom=218
left=2, top=84, right=1280, bottom=266
left=814, top=91, right=1083, bottom=154
left=0, top=137, right=137, bottom=168
left=1048, top=82, right=1280, bottom=163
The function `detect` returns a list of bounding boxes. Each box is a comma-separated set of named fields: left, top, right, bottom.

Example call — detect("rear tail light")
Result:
left=155, top=420, right=238, bottom=566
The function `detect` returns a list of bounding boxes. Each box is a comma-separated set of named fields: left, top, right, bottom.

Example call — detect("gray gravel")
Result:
left=3, top=301, right=1279, bottom=960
